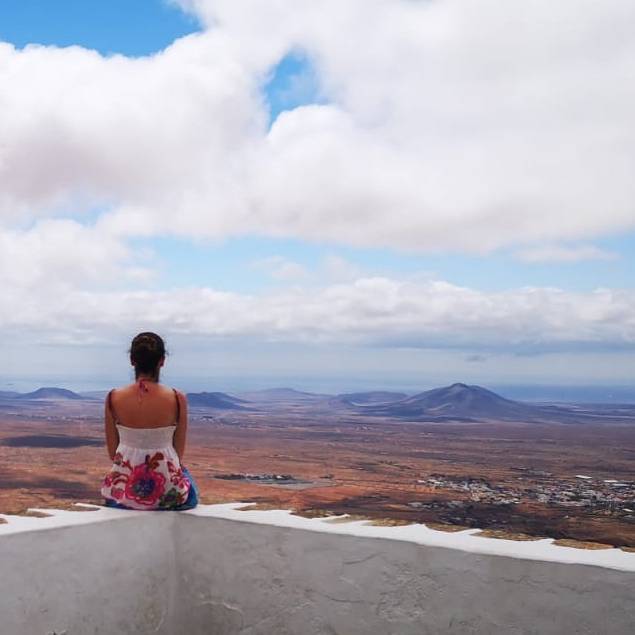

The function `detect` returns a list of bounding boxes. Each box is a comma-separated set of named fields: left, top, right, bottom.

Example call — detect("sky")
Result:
left=0, top=0, right=634, bottom=393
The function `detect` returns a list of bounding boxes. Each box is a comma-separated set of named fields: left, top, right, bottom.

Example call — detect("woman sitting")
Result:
left=101, top=332, right=198, bottom=511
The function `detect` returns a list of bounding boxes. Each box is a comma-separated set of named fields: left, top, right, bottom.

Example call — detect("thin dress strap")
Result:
left=107, top=389, right=119, bottom=424
left=173, top=388, right=181, bottom=424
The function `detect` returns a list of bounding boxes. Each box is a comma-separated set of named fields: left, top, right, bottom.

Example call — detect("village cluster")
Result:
left=215, top=472, right=299, bottom=484
left=412, top=470, right=635, bottom=519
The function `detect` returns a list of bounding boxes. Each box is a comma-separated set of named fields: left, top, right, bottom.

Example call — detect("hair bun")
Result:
left=129, top=332, right=166, bottom=377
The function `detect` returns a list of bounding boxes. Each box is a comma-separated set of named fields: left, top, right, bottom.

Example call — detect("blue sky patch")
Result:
left=0, top=0, right=200, bottom=56
left=132, top=232, right=634, bottom=294
left=263, top=50, right=327, bottom=126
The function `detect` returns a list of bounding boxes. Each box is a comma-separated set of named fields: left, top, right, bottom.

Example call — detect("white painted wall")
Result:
left=1, top=504, right=634, bottom=634
left=0, top=513, right=176, bottom=634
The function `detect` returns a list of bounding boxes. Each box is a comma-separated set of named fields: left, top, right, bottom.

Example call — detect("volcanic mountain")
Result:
left=186, top=391, right=248, bottom=410
left=16, top=387, right=84, bottom=401
left=359, top=383, right=547, bottom=421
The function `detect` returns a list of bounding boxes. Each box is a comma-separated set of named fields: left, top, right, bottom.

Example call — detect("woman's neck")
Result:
left=135, top=373, right=159, bottom=383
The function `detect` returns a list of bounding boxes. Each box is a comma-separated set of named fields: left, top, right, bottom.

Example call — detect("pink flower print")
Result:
left=166, top=460, right=189, bottom=489
left=173, top=472, right=186, bottom=488
left=124, top=459, right=166, bottom=506
left=145, top=451, right=165, bottom=470
left=113, top=452, right=132, bottom=471
left=103, top=469, right=128, bottom=492
left=111, top=487, right=124, bottom=500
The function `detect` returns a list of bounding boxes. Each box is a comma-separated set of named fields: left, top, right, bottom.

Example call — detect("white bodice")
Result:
left=116, top=424, right=177, bottom=450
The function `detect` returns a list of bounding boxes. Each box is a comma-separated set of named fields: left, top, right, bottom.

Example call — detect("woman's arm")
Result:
left=104, top=393, right=119, bottom=461
left=173, top=390, right=188, bottom=463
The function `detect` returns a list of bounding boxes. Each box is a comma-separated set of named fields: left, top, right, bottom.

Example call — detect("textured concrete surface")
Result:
left=1, top=505, right=634, bottom=634
left=176, top=514, right=635, bottom=635
left=0, top=513, right=177, bottom=635
left=187, top=503, right=635, bottom=571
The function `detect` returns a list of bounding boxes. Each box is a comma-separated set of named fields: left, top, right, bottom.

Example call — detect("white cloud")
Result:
left=0, top=1, right=634, bottom=251
left=321, top=254, right=364, bottom=282
left=0, top=219, right=150, bottom=291
left=515, top=244, right=618, bottom=263
left=1, top=0, right=634, bottom=379
left=1, top=271, right=634, bottom=352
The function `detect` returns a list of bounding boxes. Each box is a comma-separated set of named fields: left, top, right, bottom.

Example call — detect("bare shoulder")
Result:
left=173, top=389, right=188, bottom=402
left=105, top=385, right=126, bottom=402
left=162, top=385, right=187, bottom=401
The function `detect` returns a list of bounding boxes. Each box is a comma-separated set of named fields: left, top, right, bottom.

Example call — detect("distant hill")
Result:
left=236, top=388, right=330, bottom=402
left=333, top=391, right=409, bottom=406
left=17, top=387, right=84, bottom=401
left=186, top=391, right=248, bottom=410
left=361, top=383, right=547, bottom=421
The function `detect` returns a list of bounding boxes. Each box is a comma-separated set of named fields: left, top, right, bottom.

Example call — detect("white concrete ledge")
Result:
left=3, top=502, right=635, bottom=572
left=1, top=503, right=634, bottom=634
left=188, top=502, right=635, bottom=572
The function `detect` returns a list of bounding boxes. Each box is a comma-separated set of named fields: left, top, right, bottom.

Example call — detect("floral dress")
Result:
left=101, top=424, right=192, bottom=510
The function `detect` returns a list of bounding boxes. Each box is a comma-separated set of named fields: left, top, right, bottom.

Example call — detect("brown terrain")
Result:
left=1, top=384, right=635, bottom=549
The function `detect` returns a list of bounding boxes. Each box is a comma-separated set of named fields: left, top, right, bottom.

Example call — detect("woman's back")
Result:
left=102, top=380, right=193, bottom=510
left=101, top=332, right=198, bottom=511
left=108, top=380, right=182, bottom=430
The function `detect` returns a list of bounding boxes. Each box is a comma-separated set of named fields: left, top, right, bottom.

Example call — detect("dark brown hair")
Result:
left=129, top=332, right=166, bottom=380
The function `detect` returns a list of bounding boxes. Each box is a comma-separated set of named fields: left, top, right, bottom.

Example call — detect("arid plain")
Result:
left=1, top=385, right=635, bottom=549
